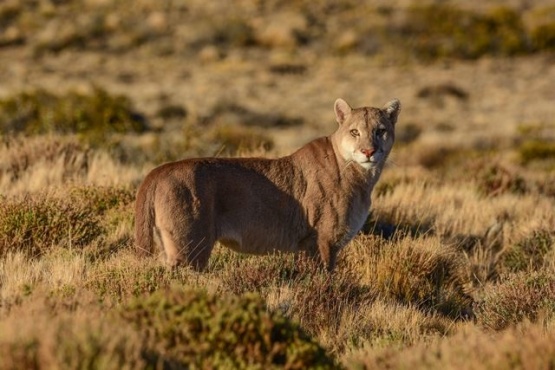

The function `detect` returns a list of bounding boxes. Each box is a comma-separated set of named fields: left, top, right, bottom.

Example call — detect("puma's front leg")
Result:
left=317, top=242, right=340, bottom=272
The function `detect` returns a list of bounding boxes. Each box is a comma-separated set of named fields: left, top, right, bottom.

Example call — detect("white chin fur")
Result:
left=351, top=151, right=374, bottom=170
left=356, top=161, right=372, bottom=170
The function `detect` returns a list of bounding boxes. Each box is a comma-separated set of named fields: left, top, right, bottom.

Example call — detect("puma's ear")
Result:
left=383, top=99, right=401, bottom=126
left=334, top=98, right=352, bottom=125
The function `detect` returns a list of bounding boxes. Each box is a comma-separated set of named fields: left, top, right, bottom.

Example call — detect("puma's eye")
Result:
left=350, top=129, right=360, bottom=137
left=375, top=128, right=387, bottom=137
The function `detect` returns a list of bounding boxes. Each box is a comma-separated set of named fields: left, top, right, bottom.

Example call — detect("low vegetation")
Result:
left=2, top=1, right=555, bottom=60
left=1, top=0, right=554, bottom=369
left=0, top=88, right=147, bottom=147
left=122, top=288, right=335, bottom=369
left=1, top=122, right=553, bottom=368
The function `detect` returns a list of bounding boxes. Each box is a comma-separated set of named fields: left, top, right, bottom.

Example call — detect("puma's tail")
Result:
left=135, top=180, right=156, bottom=256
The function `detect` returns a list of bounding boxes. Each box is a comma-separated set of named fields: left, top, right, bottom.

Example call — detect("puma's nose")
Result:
left=361, top=148, right=375, bottom=158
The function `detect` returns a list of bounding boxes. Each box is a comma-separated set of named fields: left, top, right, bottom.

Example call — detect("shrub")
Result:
left=155, top=104, right=187, bottom=121
left=0, top=315, right=146, bottom=370
left=0, top=186, right=134, bottom=258
left=395, top=122, right=422, bottom=145
left=519, top=140, right=555, bottom=164
left=529, top=5, right=555, bottom=51
left=211, top=17, right=255, bottom=47
left=120, top=287, right=336, bottom=369
left=476, top=271, right=555, bottom=330
left=499, top=229, right=554, bottom=273
left=531, top=23, right=555, bottom=50
left=68, top=186, right=134, bottom=215
left=476, top=162, right=528, bottom=196
left=216, top=250, right=375, bottom=351
left=397, top=5, right=529, bottom=60
left=0, top=88, right=147, bottom=147
left=0, top=195, right=100, bottom=258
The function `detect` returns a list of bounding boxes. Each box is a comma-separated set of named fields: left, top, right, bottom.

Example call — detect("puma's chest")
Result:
left=346, top=197, right=371, bottom=236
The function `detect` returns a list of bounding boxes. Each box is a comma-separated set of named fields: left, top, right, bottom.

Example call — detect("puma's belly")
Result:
left=215, top=196, right=304, bottom=255
left=218, top=237, right=298, bottom=255
left=217, top=222, right=300, bottom=255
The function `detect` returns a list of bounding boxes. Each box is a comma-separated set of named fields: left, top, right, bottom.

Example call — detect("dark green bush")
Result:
left=0, top=88, right=147, bottom=146
left=212, top=17, right=255, bottom=47
left=531, top=23, right=555, bottom=50
left=121, top=287, right=336, bottom=369
left=519, top=140, right=555, bottom=164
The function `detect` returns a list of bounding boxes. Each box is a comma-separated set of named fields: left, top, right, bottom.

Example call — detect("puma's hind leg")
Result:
left=155, top=202, right=216, bottom=270
left=156, top=221, right=216, bottom=271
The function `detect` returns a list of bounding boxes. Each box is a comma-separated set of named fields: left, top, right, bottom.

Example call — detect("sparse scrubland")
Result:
left=1, top=0, right=555, bottom=369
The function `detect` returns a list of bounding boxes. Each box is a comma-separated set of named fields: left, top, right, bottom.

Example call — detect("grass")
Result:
left=3, top=1, right=555, bottom=59
left=0, top=186, right=134, bottom=259
left=121, top=288, right=335, bottom=369
left=1, top=0, right=555, bottom=368
left=1, top=124, right=553, bottom=368
left=0, top=88, right=147, bottom=147
left=345, top=322, right=555, bottom=369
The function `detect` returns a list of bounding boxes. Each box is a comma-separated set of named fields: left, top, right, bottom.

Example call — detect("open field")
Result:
left=1, top=1, right=555, bottom=368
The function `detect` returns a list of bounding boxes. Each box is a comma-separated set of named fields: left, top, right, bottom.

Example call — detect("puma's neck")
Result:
left=291, top=136, right=374, bottom=191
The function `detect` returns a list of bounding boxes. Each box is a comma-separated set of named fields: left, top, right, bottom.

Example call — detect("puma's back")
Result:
left=135, top=98, right=400, bottom=271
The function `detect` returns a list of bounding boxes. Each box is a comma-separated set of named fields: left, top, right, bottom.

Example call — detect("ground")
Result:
left=0, top=1, right=554, bottom=369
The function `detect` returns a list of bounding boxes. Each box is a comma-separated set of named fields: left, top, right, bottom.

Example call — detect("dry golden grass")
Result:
left=1, top=129, right=553, bottom=367
left=346, top=321, right=555, bottom=369
left=1, top=0, right=555, bottom=368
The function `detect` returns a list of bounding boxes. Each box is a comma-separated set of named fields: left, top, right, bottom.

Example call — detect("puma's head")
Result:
left=333, top=98, right=400, bottom=171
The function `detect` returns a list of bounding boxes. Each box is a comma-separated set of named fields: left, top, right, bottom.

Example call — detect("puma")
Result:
left=135, top=98, right=400, bottom=271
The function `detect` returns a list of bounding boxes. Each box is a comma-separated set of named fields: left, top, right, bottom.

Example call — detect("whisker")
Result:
left=385, top=151, right=400, bottom=168
left=385, top=157, right=399, bottom=169
left=184, top=237, right=208, bottom=266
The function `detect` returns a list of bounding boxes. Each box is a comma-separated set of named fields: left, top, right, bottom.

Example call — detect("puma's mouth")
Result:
left=359, top=161, right=372, bottom=169
left=356, top=159, right=376, bottom=170
left=353, top=152, right=380, bottom=169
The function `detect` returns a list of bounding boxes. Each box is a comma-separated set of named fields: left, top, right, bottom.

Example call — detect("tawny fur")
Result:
left=135, top=98, right=400, bottom=271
